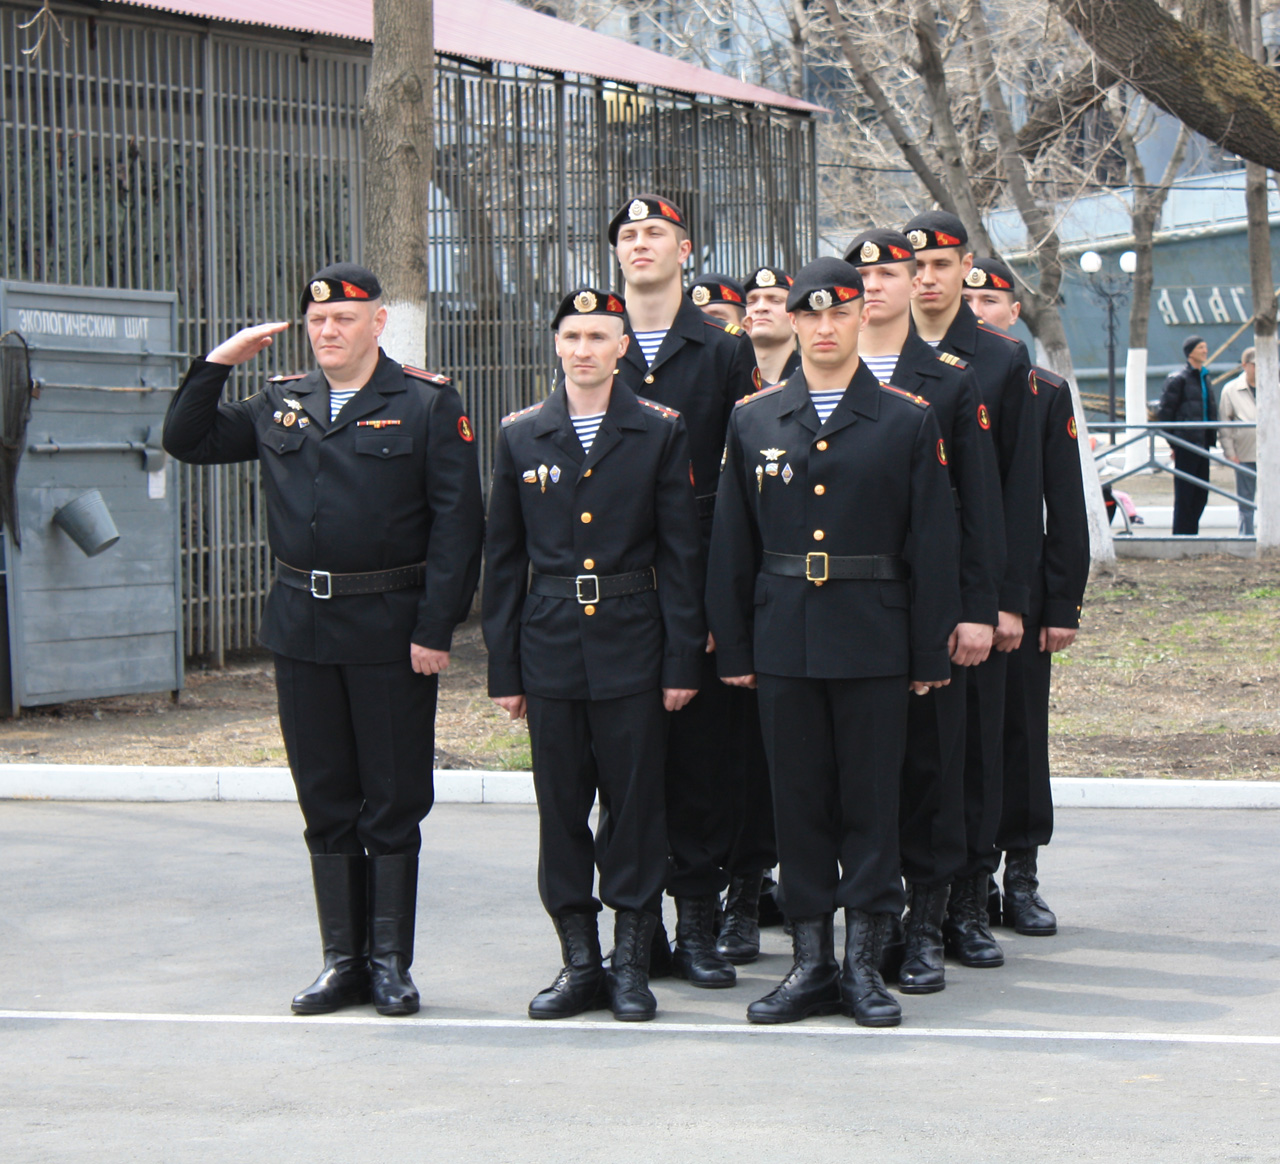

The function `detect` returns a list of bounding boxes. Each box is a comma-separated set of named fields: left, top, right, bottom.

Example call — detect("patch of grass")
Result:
left=1246, top=586, right=1280, bottom=599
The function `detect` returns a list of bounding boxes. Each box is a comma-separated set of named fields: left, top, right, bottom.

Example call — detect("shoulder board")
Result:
left=403, top=365, right=452, bottom=386
left=1032, top=365, right=1067, bottom=390
left=977, top=324, right=1020, bottom=345
left=267, top=372, right=306, bottom=383
left=638, top=397, right=680, bottom=421
left=880, top=384, right=930, bottom=409
left=936, top=351, right=968, bottom=370
left=501, top=400, right=544, bottom=427
left=735, top=382, right=786, bottom=408
left=722, top=322, right=745, bottom=336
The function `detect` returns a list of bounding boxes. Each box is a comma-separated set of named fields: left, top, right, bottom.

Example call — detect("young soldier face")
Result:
left=614, top=220, right=692, bottom=290
left=790, top=302, right=862, bottom=368
left=857, top=261, right=916, bottom=326
left=913, top=248, right=972, bottom=318
left=700, top=301, right=745, bottom=328
left=745, top=287, right=793, bottom=343
left=305, top=300, right=387, bottom=377
left=554, top=316, right=630, bottom=391
left=963, top=287, right=1019, bottom=332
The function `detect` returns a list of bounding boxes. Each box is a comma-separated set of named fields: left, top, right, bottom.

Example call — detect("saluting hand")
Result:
left=206, top=321, right=290, bottom=366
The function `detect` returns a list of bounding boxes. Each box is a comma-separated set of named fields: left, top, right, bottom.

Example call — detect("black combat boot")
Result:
left=367, top=854, right=420, bottom=1016
left=943, top=872, right=1005, bottom=968
left=746, top=915, right=841, bottom=1024
left=898, top=882, right=949, bottom=994
left=607, top=910, right=659, bottom=1022
left=528, top=913, right=607, bottom=1019
left=717, top=871, right=764, bottom=964
left=672, top=894, right=736, bottom=987
left=291, top=854, right=372, bottom=1015
left=840, top=909, right=902, bottom=1026
left=1002, top=848, right=1058, bottom=935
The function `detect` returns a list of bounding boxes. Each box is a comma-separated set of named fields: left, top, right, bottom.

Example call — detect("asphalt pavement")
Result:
left=2, top=800, right=1278, bottom=1162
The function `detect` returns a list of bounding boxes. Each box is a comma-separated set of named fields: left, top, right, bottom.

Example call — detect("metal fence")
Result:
left=1, top=3, right=818, bottom=664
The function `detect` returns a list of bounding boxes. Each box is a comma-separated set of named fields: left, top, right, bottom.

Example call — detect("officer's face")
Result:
left=614, top=221, right=692, bottom=289
left=857, top=261, right=916, bottom=326
left=962, top=288, right=1019, bottom=332
left=305, top=301, right=386, bottom=375
left=555, top=317, right=629, bottom=390
left=745, top=288, right=792, bottom=343
left=701, top=301, right=745, bottom=328
left=913, top=249, right=972, bottom=317
left=790, top=302, right=862, bottom=367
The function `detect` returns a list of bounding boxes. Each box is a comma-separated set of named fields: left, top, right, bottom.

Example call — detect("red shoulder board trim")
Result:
left=267, top=373, right=306, bottom=383
left=978, top=324, right=1020, bottom=344
left=403, top=365, right=452, bottom=386
left=736, top=383, right=786, bottom=406
left=881, top=384, right=928, bottom=407
left=501, top=401, right=543, bottom=424
left=639, top=398, right=679, bottom=420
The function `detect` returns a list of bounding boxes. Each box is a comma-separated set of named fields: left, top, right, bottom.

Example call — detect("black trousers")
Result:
left=722, top=686, right=778, bottom=876
left=997, top=626, right=1054, bottom=851
left=1172, top=441, right=1211, bottom=535
left=757, top=673, right=907, bottom=919
left=274, top=654, right=437, bottom=857
left=527, top=689, right=669, bottom=918
left=959, top=651, right=1008, bottom=879
left=899, top=662, right=968, bottom=888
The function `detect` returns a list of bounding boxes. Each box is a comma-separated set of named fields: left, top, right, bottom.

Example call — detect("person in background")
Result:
left=687, top=274, right=748, bottom=330
left=743, top=267, right=801, bottom=392
left=1218, top=346, right=1258, bottom=537
left=1157, top=335, right=1218, bottom=536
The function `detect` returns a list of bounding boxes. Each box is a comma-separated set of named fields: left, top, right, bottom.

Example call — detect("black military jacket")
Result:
left=890, top=332, right=1004, bottom=628
left=618, top=296, right=757, bottom=526
left=483, top=382, right=706, bottom=701
left=1030, top=367, right=1089, bottom=630
left=1157, top=362, right=1218, bottom=447
left=163, top=353, right=485, bottom=665
left=707, top=362, right=961, bottom=683
left=933, top=301, right=1042, bottom=616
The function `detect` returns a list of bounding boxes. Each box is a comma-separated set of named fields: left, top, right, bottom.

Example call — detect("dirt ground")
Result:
left=1, top=554, right=1277, bottom=779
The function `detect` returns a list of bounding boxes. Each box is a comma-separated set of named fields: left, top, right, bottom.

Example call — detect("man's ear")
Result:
left=961, top=252, right=974, bottom=275
left=677, top=236, right=693, bottom=265
left=372, top=304, right=388, bottom=337
left=1009, top=300, right=1022, bottom=324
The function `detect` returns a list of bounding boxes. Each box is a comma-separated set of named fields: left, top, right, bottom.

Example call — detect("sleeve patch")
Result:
left=1029, top=370, right=1039, bottom=395
left=1067, top=415, right=1078, bottom=440
left=458, top=415, right=474, bottom=442
left=936, top=438, right=948, bottom=466
left=977, top=403, right=991, bottom=430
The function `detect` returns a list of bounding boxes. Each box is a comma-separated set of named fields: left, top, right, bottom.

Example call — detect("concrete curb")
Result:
left=2, top=764, right=1280, bottom=808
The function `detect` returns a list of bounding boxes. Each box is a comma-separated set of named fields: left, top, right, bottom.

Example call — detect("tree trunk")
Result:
left=363, top=0, right=434, bottom=366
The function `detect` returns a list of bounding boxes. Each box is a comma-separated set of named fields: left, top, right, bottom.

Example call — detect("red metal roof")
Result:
left=107, top=0, right=823, bottom=113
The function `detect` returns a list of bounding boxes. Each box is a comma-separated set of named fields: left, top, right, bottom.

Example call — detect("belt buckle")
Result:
left=310, top=569, right=333, bottom=599
left=805, top=552, right=829, bottom=583
left=575, top=574, right=600, bottom=605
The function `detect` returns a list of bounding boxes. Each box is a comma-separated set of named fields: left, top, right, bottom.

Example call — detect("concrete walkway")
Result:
left=2, top=800, right=1278, bottom=1162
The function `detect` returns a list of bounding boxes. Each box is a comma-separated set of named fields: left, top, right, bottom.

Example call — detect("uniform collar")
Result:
left=533, top=380, right=648, bottom=476
left=940, top=299, right=979, bottom=357
left=621, top=295, right=711, bottom=377
left=776, top=360, right=881, bottom=435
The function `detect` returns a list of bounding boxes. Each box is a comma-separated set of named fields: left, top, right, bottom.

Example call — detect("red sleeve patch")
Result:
left=1067, top=415, right=1078, bottom=440
left=936, top=438, right=948, bottom=466
left=977, top=403, right=991, bottom=430
left=1029, top=370, right=1038, bottom=395
left=458, top=415, right=474, bottom=442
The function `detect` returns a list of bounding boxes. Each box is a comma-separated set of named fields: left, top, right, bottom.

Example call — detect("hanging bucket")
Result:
left=52, top=490, right=120, bottom=557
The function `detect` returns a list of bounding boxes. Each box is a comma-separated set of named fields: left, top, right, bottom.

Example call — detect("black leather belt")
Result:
left=275, top=559, right=426, bottom=599
left=762, top=551, right=909, bottom=583
left=696, top=494, right=717, bottom=519
left=529, top=567, right=656, bottom=605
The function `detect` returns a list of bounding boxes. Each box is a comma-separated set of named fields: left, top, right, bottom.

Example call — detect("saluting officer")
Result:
left=847, top=228, right=1005, bottom=993
left=707, top=257, right=961, bottom=1027
left=482, top=288, right=704, bottom=1023
left=687, top=273, right=748, bottom=329
left=743, top=266, right=801, bottom=392
left=608, top=194, right=757, bottom=988
left=904, top=211, right=1042, bottom=970
left=963, top=257, right=1089, bottom=936
left=163, top=263, right=485, bottom=1018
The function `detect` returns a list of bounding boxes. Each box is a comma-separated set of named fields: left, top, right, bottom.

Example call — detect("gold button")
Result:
left=581, top=512, right=592, bottom=524
left=813, top=530, right=825, bottom=541
left=584, top=469, right=592, bottom=477
left=816, top=440, right=828, bottom=451
left=583, top=559, right=595, bottom=570
left=814, top=581, right=824, bottom=587
left=644, top=374, right=655, bottom=384
left=813, top=484, right=825, bottom=495
left=583, top=604, right=596, bottom=616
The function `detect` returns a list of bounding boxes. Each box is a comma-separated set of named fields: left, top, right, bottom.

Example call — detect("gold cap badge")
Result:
left=860, top=241, right=880, bottom=263
left=755, top=269, right=777, bottom=288
left=574, top=290, right=598, bottom=313
left=628, top=199, right=649, bottom=221
left=310, top=280, right=331, bottom=302
left=907, top=230, right=927, bottom=251
left=691, top=285, right=711, bottom=306
left=808, top=289, right=833, bottom=311
left=965, top=268, right=986, bottom=288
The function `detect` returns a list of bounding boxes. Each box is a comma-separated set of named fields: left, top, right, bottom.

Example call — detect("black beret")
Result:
left=300, top=262, right=382, bottom=312
left=785, top=257, right=864, bottom=313
left=743, top=267, right=794, bottom=293
left=607, top=193, right=688, bottom=245
left=965, top=256, right=1017, bottom=292
left=902, top=210, right=969, bottom=253
left=688, top=273, right=746, bottom=309
left=1183, top=334, right=1206, bottom=357
left=550, top=287, right=627, bottom=331
left=844, top=228, right=917, bottom=267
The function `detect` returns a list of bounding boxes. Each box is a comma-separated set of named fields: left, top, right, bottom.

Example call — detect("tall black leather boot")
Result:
left=368, top=854, right=420, bottom=1016
left=716, top=871, right=763, bottom=964
left=672, top=894, right=736, bottom=987
left=746, top=915, right=841, bottom=1025
left=1003, top=848, right=1058, bottom=935
left=840, top=909, right=902, bottom=1026
left=528, top=913, right=607, bottom=1020
left=943, top=872, right=1005, bottom=968
left=898, top=882, right=949, bottom=994
left=607, top=910, right=658, bottom=1022
left=291, top=854, right=371, bottom=1015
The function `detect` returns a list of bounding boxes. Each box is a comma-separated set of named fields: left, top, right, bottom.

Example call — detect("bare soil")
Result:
left=1, top=555, right=1277, bottom=778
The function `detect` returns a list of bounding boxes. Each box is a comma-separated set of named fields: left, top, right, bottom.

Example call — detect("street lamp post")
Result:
left=1079, top=249, right=1137, bottom=443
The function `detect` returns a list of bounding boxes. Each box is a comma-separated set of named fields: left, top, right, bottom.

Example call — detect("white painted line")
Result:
left=1, top=1009, right=1278, bottom=1046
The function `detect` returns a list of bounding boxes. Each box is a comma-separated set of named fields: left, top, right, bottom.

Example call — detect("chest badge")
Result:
left=755, top=465, right=764, bottom=493
left=550, top=465, right=561, bottom=484
left=522, top=470, right=538, bottom=485
left=538, top=464, right=549, bottom=493
left=283, top=397, right=303, bottom=411
left=298, top=416, right=310, bottom=429
left=782, top=463, right=793, bottom=484
left=357, top=419, right=401, bottom=428
left=272, top=410, right=283, bottom=423
left=283, top=412, right=297, bottom=427
left=765, top=462, right=779, bottom=476
left=760, top=447, right=785, bottom=460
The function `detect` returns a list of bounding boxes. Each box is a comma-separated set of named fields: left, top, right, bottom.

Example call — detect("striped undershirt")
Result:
left=329, top=387, right=359, bottom=421
left=571, top=411, right=606, bottom=452
left=861, top=353, right=899, bottom=384
left=810, top=389, right=845, bottom=425
left=633, top=329, right=667, bottom=366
